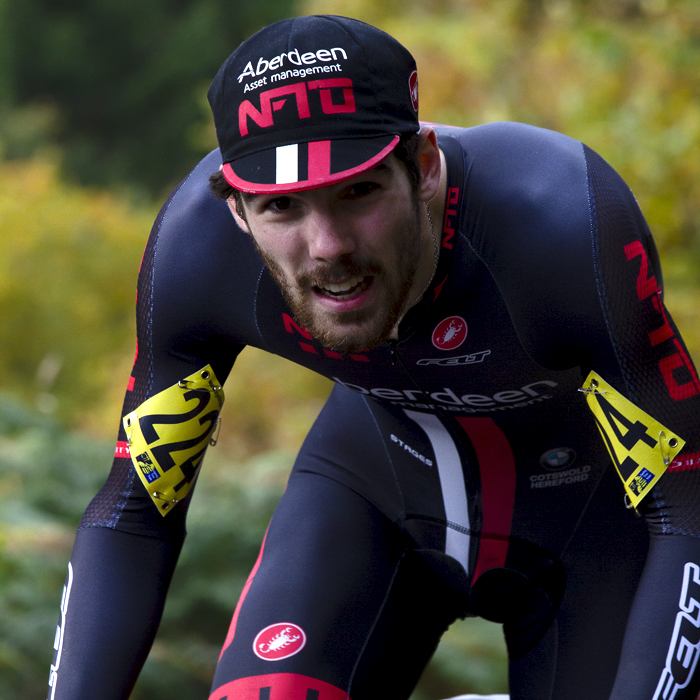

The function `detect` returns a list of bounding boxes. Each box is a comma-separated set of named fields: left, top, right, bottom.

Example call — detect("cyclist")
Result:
left=47, top=15, right=700, bottom=700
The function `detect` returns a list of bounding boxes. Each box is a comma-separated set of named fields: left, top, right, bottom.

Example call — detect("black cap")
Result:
left=208, top=15, right=420, bottom=193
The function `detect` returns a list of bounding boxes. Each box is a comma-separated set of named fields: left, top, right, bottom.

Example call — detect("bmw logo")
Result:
left=540, top=447, right=576, bottom=471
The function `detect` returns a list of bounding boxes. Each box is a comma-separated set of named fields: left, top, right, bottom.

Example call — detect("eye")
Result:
left=346, top=182, right=380, bottom=198
left=266, top=196, right=293, bottom=211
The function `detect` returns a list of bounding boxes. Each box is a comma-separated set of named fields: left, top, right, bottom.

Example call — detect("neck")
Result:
left=413, top=148, right=448, bottom=300
left=389, top=149, right=448, bottom=338
left=429, top=148, right=449, bottom=231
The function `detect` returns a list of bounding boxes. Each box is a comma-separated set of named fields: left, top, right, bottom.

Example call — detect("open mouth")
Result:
left=314, top=275, right=372, bottom=300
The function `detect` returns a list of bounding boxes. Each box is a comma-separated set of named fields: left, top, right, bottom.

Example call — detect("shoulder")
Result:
left=153, top=150, right=243, bottom=253
left=433, top=122, right=595, bottom=269
left=147, top=149, right=261, bottom=284
left=434, top=123, right=605, bottom=369
left=436, top=122, right=589, bottom=220
left=452, top=120, right=581, bottom=150
left=141, top=150, right=264, bottom=361
left=435, top=120, right=584, bottom=163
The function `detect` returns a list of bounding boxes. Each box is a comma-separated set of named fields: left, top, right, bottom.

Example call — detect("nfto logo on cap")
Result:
left=253, top=622, right=307, bottom=661
left=238, top=79, right=356, bottom=137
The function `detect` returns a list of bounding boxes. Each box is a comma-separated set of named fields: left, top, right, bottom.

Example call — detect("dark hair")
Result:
left=209, top=168, right=246, bottom=220
left=208, top=131, right=423, bottom=219
left=392, top=130, right=422, bottom=194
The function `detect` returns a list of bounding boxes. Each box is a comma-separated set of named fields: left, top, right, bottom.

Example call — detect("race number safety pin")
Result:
left=123, top=365, right=225, bottom=516
left=580, top=371, right=684, bottom=508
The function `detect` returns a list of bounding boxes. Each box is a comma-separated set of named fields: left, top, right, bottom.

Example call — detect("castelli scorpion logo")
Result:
left=253, top=622, right=307, bottom=661
left=432, top=316, right=468, bottom=351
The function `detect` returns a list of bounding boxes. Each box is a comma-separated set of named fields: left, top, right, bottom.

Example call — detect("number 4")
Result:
left=595, top=394, right=657, bottom=451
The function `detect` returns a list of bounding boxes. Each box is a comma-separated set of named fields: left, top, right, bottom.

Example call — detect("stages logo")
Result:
left=390, top=434, right=433, bottom=466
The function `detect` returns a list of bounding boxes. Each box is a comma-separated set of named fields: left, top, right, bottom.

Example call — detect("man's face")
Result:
left=231, top=155, right=423, bottom=353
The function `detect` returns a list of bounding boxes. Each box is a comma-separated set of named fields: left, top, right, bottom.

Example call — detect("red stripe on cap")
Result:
left=222, top=135, right=399, bottom=194
left=307, top=140, right=331, bottom=181
left=456, top=417, right=516, bottom=584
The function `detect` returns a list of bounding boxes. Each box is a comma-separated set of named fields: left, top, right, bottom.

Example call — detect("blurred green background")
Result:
left=1, top=1, right=699, bottom=698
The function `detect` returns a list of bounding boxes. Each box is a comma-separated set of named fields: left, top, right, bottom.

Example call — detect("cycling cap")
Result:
left=208, top=15, right=420, bottom=194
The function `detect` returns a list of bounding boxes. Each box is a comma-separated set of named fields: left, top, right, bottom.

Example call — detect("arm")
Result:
left=47, top=150, right=253, bottom=700
left=48, top=528, right=182, bottom=700
left=456, top=122, right=700, bottom=697
left=583, top=145, right=700, bottom=700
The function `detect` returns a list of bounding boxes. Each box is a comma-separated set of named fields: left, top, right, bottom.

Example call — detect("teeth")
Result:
left=322, top=275, right=365, bottom=294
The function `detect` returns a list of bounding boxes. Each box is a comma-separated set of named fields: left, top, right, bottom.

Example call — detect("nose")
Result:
left=305, top=210, right=356, bottom=262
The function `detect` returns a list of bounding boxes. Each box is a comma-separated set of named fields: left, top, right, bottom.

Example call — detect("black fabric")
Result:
left=47, top=528, right=182, bottom=699
left=609, top=534, right=700, bottom=700
left=51, top=122, right=700, bottom=700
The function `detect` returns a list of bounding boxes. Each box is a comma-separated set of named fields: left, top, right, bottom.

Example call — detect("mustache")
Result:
left=296, top=258, right=383, bottom=288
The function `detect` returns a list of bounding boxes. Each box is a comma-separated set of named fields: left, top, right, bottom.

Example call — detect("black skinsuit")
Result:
left=48, top=122, right=700, bottom=700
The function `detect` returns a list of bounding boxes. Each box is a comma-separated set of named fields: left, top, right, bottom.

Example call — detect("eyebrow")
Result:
left=373, top=162, right=393, bottom=174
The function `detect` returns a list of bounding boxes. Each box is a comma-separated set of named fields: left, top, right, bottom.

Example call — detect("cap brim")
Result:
left=222, top=135, right=400, bottom=194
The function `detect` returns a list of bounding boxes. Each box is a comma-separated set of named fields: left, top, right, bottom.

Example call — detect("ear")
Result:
left=416, top=126, right=442, bottom=203
left=226, top=196, right=251, bottom=233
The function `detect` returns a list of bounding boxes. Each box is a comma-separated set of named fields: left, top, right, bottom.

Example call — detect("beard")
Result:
left=252, top=199, right=423, bottom=353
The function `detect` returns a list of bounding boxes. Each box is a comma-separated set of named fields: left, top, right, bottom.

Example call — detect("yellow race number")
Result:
left=581, top=371, right=684, bottom=508
left=123, top=365, right=225, bottom=516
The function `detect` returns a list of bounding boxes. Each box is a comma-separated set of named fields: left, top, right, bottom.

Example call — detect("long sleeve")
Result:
left=46, top=148, right=251, bottom=699
left=48, top=528, right=183, bottom=699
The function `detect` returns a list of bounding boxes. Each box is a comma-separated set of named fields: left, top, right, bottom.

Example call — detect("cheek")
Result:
left=252, top=231, right=298, bottom=269
left=388, top=209, right=421, bottom=258
left=363, top=210, right=410, bottom=257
